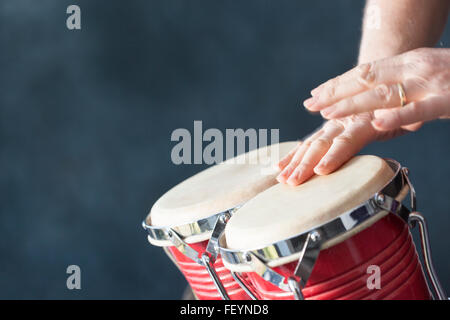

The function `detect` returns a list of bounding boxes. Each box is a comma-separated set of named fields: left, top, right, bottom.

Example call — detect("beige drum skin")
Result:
left=224, top=155, right=395, bottom=252
left=148, top=141, right=298, bottom=245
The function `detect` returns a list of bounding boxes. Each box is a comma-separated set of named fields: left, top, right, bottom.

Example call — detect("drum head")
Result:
left=224, top=155, right=396, bottom=251
left=148, top=141, right=298, bottom=232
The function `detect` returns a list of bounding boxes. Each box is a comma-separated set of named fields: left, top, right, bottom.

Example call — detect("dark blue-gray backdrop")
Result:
left=1, top=0, right=449, bottom=299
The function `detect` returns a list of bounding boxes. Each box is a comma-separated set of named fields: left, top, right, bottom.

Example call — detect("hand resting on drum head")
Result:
left=276, top=114, right=407, bottom=186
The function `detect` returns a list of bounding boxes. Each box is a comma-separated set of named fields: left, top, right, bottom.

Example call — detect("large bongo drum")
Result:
left=219, top=155, right=447, bottom=300
left=142, top=141, right=298, bottom=300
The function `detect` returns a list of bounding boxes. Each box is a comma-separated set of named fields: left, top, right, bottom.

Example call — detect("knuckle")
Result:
left=288, top=142, right=302, bottom=154
left=408, top=101, right=418, bottom=111
left=408, top=101, right=423, bottom=118
left=312, top=138, right=332, bottom=149
left=328, top=119, right=345, bottom=131
left=303, top=138, right=314, bottom=147
left=374, top=84, right=394, bottom=105
left=333, top=134, right=354, bottom=146
left=299, top=160, right=313, bottom=169
left=344, top=96, right=356, bottom=110
left=319, top=155, right=338, bottom=169
left=279, top=154, right=290, bottom=164
left=356, top=62, right=376, bottom=87
left=389, top=110, right=403, bottom=127
left=328, top=77, right=339, bottom=87
left=323, top=84, right=337, bottom=100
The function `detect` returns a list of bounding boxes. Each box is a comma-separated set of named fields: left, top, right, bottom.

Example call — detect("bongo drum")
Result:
left=142, top=141, right=298, bottom=300
left=219, top=155, right=447, bottom=300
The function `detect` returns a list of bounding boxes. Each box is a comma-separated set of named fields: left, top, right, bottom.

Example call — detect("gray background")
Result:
left=0, top=0, right=449, bottom=299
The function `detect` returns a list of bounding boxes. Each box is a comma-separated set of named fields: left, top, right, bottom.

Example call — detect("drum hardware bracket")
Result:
left=165, top=228, right=203, bottom=264
left=373, top=167, right=416, bottom=223
left=288, top=277, right=305, bottom=300
left=293, top=231, right=322, bottom=294
left=402, top=167, right=417, bottom=212
left=244, top=251, right=291, bottom=292
left=143, top=206, right=239, bottom=301
left=231, top=272, right=258, bottom=300
left=408, top=212, right=447, bottom=300
left=203, top=210, right=233, bottom=301
left=402, top=167, right=418, bottom=227
left=373, top=193, right=401, bottom=215
left=238, top=231, right=322, bottom=301
left=164, top=227, right=232, bottom=300
left=205, top=211, right=231, bottom=262
left=201, top=253, right=230, bottom=300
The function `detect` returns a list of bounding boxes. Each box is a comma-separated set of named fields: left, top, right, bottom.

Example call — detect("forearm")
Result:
left=358, top=0, right=449, bottom=64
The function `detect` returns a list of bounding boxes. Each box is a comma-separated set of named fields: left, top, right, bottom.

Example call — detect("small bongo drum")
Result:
left=142, top=141, right=298, bottom=300
left=219, top=155, right=447, bottom=300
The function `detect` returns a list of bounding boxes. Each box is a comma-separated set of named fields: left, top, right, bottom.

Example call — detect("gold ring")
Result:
left=397, top=83, right=407, bottom=107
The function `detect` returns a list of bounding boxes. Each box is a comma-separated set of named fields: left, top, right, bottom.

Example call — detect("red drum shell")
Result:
left=168, top=241, right=253, bottom=300
left=247, top=214, right=431, bottom=300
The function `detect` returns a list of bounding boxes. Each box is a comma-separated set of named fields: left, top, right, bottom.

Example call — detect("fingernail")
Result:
left=282, top=167, right=292, bottom=177
left=303, top=95, right=319, bottom=109
left=314, top=161, right=327, bottom=175
left=277, top=166, right=292, bottom=181
left=320, top=106, right=337, bottom=118
left=372, top=118, right=384, bottom=128
left=287, top=170, right=301, bottom=186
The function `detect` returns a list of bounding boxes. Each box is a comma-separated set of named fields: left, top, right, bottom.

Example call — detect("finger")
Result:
left=276, top=128, right=324, bottom=183
left=401, top=121, right=423, bottom=132
left=276, top=142, right=310, bottom=183
left=314, top=124, right=375, bottom=175
left=372, top=95, right=450, bottom=131
left=275, top=142, right=301, bottom=171
left=285, top=142, right=327, bottom=186
left=320, top=79, right=425, bottom=119
left=306, top=59, right=404, bottom=111
left=287, top=123, right=343, bottom=185
left=373, top=109, right=423, bottom=132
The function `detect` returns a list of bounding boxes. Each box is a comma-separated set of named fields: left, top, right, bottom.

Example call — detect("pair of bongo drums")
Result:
left=143, top=142, right=447, bottom=300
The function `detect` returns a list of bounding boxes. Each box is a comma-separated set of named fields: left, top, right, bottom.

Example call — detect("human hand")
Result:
left=277, top=48, right=450, bottom=186
left=304, top=48, right=450, bottom=131
left=276, top=113, right=406, bottom=186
